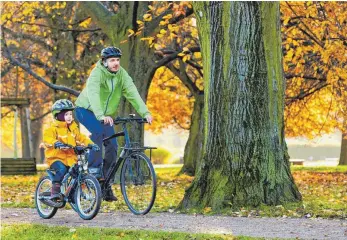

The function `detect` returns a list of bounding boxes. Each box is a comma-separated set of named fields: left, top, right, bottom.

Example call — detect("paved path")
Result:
left=1, top=208, right=347, bottom=239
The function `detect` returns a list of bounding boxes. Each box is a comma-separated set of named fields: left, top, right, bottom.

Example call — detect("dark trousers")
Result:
left=50, top=161, right=68, bottom=183
left=74, top=107, right=118, bottom=178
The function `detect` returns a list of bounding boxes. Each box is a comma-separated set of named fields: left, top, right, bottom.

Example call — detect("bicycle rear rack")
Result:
left=121, top=142, right=157, bottom=161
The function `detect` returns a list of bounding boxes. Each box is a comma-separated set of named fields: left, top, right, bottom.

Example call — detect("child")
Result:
left=43, top=99, right=100, bottom=199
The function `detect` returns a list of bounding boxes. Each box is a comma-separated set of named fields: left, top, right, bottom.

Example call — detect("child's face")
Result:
left=64, top=111, right=73, bottom=124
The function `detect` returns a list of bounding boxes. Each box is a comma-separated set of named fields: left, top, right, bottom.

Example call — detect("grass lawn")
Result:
left=0, top=224, right=270, bottom=240
left=1, top=166, right=346, bottom=218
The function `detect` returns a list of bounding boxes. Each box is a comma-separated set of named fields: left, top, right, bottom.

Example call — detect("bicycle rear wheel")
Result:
left=121, top=152, right=157, bottom=215
left=35, top=176, right=58, bottom=219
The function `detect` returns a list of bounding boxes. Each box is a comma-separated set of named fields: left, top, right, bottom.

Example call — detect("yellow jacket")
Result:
left=43, top=121, right=93, bottom=166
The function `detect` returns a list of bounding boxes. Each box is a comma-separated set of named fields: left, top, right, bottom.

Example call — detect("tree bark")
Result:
left=180, top=2, right=301, bottom=210
left=339, top=119, right=347, bottom=165
left=180, top=94, right=204, bottom=175
left=31, top=119, right=43, bottom=163
left=19, top=107, right=30, bottom=157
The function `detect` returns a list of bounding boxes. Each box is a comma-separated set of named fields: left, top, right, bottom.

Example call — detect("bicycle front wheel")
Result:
left=74, top=174, right=102, bottom=220
left=121, top=152, right=157, bottom=215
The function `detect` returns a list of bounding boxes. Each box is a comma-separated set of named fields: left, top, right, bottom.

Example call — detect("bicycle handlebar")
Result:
left=100, top=116, right=148, bottom=125
left=56, top=144, right=91, bottom=154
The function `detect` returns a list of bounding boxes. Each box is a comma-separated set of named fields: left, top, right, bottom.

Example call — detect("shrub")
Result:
left=145, top=147, right=172, bottom=164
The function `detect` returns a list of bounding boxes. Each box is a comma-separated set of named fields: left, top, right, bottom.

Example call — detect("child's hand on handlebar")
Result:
left=54, top=141, right=70, bottom=150
left=103, top=116, right=114, bottom=126
left=88, top=143, right=100, bottom=152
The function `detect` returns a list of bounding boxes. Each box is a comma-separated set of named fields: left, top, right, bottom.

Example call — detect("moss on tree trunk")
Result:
left=180, top=2, right=301, bottom=210
left=180, top=95, right=204, bottom=175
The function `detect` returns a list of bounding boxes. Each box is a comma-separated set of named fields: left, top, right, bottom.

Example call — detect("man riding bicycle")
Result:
left=75, top=46, right=153, bottom=201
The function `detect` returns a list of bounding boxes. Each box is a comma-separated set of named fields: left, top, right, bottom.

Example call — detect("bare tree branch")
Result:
left=285, top=2, right=324, bottom=48
left=1, top=64, right=13, bottom=77
left=1, top=108, right=15, bottom=118
left=166, top=61, right=202, bottom=98
left=31, top=111, right=50, bottom=121
left=2, top=40, right=80, bottom=96
left=285, top=74, right=326, bottom=82
left=12, top=21, right=101, bottom=32
left=147, top=5, right=194, bottom=35
left=2, top=26, right=53, bottom=51
left=154, top=46, right=201, bottom=68
left=285, top=82, right=329, bottom=106
left=173, top=116, right=190, bottom=130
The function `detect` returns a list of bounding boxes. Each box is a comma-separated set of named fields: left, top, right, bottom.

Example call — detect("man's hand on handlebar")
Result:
left=103, top=116, right=114, bottom=126
left=146, top=114, right=153, bottom=125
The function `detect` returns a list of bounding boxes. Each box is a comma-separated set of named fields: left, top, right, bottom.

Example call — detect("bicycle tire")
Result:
left=121, top=152, right=157, bottom=215
left=35, top=176, right=58, bottom=219
left=74, top=174, right=102, bottom=220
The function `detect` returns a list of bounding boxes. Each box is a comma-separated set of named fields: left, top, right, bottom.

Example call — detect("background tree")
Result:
left=180, top=2, right=301, bottom=210
left=1, top=1, right=106, bottom=160
left=281, top=2, right=347, bottom=165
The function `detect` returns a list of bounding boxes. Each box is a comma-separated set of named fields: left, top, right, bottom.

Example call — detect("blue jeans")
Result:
left=50, top=161, right=68, bottom=183
left=74, top=107, right=118, bottom=177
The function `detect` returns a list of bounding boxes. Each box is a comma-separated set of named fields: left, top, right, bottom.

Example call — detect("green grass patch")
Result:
left=291, top=165, right=347, bottom=173
left=0, top=224, right=242, bottom=240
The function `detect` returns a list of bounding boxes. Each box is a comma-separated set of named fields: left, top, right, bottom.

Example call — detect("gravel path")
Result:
left=1, top=208, right=347, bottom=239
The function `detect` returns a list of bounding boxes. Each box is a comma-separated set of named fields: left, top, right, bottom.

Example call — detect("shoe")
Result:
left=104, top=188, right=117, bottom=202
left=51, top=182, right=62, bottom=200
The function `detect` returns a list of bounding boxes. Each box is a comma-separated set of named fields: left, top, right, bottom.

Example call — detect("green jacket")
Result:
left=75, top=60, right=150, bottom=120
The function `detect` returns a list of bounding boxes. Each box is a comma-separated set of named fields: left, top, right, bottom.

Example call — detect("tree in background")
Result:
left=180, top=2, right=301, bottom=210
left=281, top=2, right=347, bottom=165
left=1, top=1, right=106, bottom=160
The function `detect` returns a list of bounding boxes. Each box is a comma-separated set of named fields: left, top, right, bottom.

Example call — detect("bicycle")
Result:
left=35, top=145, right=102, bottom=220
left=100, top=115, right=157, bottom=215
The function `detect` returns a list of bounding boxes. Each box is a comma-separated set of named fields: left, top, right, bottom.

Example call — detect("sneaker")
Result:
left=104, top=188, right=117, bottom=202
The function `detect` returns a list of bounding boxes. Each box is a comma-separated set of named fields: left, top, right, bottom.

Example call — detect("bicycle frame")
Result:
left=101, top=117, right=156, bottom=191
left=102, top=121, right=131, bottom=190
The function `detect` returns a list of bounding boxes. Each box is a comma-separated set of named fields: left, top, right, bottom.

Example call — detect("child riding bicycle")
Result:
left=43, top=99, right=100, bottom=199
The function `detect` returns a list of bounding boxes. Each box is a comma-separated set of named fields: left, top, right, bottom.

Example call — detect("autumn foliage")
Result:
left=281, top=2, right=347, bottom=138
left=1, top=1, right=346, bottom=148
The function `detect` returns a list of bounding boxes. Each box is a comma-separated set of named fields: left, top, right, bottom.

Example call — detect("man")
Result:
left=75, top=46, right=153, bottom=201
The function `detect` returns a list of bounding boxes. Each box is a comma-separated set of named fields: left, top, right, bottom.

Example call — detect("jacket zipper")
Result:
left=104, top=78, right=114, bottom=115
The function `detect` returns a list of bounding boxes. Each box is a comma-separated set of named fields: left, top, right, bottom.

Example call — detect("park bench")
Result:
left=289, top=159, right=304, bottom=165
left=1, top=158, right=37, bottom=175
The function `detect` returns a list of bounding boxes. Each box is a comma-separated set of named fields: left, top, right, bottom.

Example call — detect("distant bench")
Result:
left=289, top=159, right=304, bottom=166
left=1, top=158, right=37, bottom=175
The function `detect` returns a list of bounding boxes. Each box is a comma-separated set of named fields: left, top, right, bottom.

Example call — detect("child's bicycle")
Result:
left=35, top=145, right=102, bottom=220
left=100, top=115, right=157, bottom=215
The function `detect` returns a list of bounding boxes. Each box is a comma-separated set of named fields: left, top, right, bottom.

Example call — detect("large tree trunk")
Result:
left=180, top=94, right=204, bottom=175
left=180, top=2, right=301, bottom=210
left=339, top=119, right=347, bottom=165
